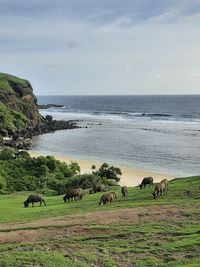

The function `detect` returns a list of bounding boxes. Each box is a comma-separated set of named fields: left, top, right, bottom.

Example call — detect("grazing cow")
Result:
left=89, top=184, right=106, bottom=194
left=121, top=186, right=128, bottom=197
left=99, top=192, right=114, bottom=205
left=139, top=177, right=153, bottom=189
left=161, top=179, right=168, bottom=189
left=152, top=181, right=167, bottom=199
left=110, top=192, right=118, bottom=202
left=24, top=195, right=46, bottom=208
left=76, top=188, right=84, bottom=200
left=63, top=188, right=83, bottom=203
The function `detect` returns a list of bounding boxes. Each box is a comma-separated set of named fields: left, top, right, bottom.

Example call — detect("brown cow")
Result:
left=99, top=192, right=114, bottom=205
left=110, top=192, right=118, bottom=202
left=161, top=179, right=168, bottom=189
left=121, top=186, right=128, bottom=197
left=152, top=181, right=167, bottom=199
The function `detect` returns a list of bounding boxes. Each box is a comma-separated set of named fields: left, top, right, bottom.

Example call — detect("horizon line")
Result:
left=36, top=94, right=200, bottom=96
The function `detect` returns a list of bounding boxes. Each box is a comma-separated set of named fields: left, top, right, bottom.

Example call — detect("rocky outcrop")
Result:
left=0, top=73, right=42, bottom=130
left=38, top=104, right=64, bottom=109
left=0, top=73, right=79, bottom=149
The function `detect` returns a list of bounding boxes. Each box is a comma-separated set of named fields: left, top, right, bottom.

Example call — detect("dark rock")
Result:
left=0, top=129, right=8, bottom=137
left=38, top=104, right=64, bottom=109
left=46, top=115, right=53, bottom=122
left=12, top=132, right=19, bottom=141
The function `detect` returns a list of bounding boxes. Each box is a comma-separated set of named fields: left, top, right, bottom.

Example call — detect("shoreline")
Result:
left=29, top=151, right=174, bottom=187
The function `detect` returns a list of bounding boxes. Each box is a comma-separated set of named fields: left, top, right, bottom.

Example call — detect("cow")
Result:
left=89, top=184, right=106, bottom=194
left=161, top=179, right=169, bottom=189
left=76, top=188, right=84, bottom=200
left=152, top=181, right=167, bottom=199
left=121, top=186, right=128, bottom=197
left=99, top=192, right=114, bottom=205
left=139, top=177, right=153, bottom=189
left=110, top=192, right=118, bottom=202
left=24, top=195, right=46, bottom=208
left=63, top=188, right=83, bottom=203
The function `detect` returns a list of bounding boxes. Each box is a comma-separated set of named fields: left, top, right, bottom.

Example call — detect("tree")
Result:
left=91, top=164, right=96, bottom=174
left=94, top=163, right=122, bottom=182
left=15, top=151, right=30, bottom=159
left=46, top=156, right=57, bottom=172
left=69, top=162, right=81, bottom=174
left=0, top=148, right=15, bottom=160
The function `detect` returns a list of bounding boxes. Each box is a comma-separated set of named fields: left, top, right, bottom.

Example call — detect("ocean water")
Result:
left=32, top=95, right=200, bottom=176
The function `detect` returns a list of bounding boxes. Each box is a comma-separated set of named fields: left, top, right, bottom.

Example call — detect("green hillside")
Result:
left=0, top=73, right=31, bottom=94
left=0, top=72, right=41, bottom=134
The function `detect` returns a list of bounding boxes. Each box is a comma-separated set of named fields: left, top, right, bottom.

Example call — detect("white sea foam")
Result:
left=39, top=108, right=200, bottom=125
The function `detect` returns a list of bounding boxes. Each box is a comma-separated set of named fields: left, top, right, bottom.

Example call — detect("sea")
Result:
left=32, top=95, right=200, bottom=177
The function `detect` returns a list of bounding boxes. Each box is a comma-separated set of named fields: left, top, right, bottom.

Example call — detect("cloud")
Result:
left=127, top=64, right=134, bottom=71
left=189, top=72, right=200, bottom=77
left=67, top=40, right=79, bottom=48
left=155, top=74, right=162, bottom=79
left=0, top=0, right=200, bottom=95
left=1, top=0, right=199, bottom=26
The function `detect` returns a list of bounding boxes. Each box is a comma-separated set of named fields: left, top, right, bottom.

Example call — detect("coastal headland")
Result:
left=0, top=73, right=79, bottom=150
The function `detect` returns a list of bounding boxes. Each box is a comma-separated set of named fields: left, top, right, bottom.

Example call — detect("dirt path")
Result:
left=0, top=204, right=183, bottom=230
left=1, top=204, right=198, bottom=244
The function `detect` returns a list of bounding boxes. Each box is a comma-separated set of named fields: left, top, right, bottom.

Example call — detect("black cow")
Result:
left=139, top=177, right=154, bottom=189
left=63, top=188, right=83, bottom=203
left=24, top=195, right=46, bottom=208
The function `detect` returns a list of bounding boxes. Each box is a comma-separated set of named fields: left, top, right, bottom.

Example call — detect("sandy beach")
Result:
left=29, top=151, right=174, bottom=187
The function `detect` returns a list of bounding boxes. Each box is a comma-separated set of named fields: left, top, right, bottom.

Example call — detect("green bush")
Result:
left=0, top=174, right=7, bottom=191
left=0, top=149, right=81, bottom=194
left=0, top=149, right=120, bottom=195
left=94, top=163, right=122, bottom=182
left=0, top=148, right=15, bottom=160
left=65, top=173, right=115, bottom=189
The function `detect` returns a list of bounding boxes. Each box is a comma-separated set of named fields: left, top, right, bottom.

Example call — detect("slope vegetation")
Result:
left=0, top=176, right=199, bottom=267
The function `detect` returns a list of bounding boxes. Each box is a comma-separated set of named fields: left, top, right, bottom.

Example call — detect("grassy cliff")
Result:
left=0, top=73, right=41, bottom=134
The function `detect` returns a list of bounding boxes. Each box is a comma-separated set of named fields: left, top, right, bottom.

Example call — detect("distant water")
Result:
left=32, top=95, right=200, bottom=176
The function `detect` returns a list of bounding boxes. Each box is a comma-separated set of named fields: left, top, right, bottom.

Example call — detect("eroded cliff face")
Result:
left=0, top=73, right=43, bottom=136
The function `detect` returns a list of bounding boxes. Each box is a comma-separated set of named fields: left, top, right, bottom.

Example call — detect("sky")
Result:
left=0, top=0, right=200, bottom=95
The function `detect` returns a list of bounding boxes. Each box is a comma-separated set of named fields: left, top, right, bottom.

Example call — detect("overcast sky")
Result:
left=0, top=0, right=200, bottom=95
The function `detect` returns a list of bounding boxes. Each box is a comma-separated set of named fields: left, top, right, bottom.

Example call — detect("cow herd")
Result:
left=139, top=176, right=169, bottom=199
left=23, top=177, right=169, bottom=208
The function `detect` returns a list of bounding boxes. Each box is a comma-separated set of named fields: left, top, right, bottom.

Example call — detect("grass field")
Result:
left=0, top=176, right=200, bottom=267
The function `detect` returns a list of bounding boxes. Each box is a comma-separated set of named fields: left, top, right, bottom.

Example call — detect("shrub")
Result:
left=94, top=163, right=122, bottom=182
left=0, top=148, right=15, bottom=160
left=0, top=174, right=7, bottom=191
left=0, top=149, right=120, bottom=195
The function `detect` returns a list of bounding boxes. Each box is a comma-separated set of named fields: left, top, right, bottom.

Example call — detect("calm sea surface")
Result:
left=32, top=95, right=200, bottom=176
